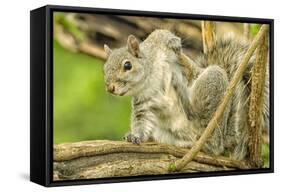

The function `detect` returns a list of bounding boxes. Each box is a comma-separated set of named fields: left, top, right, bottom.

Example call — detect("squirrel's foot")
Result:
left=123, top=132, right=143, bottom=145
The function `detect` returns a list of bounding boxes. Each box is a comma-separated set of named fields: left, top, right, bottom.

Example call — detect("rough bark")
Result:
left=248, top=27, right=269, bottom=168
left=53, top=140, right=249, bottom=181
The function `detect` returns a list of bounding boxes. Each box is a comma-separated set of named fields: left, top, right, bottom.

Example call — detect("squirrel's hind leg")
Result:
left=190, top=65, right=230, bottom=155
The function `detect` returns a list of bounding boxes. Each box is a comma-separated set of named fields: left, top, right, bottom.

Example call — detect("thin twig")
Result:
left=179, top=52, right=203, bottom=82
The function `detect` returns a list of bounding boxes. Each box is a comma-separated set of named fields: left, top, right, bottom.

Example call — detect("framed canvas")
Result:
left=30, top=5, right=274, bottom=187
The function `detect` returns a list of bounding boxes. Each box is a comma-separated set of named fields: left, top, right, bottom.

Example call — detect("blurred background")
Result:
left=53, top=12, right=268, bottom=167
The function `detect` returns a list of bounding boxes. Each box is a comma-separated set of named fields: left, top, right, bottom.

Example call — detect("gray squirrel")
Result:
left=103, top=29, right=269, bottom=160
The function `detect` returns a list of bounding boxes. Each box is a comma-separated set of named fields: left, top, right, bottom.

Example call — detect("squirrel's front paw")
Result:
left=123, top=132, right=142, bottom=145
left=167, top=37, right=182, bottom=54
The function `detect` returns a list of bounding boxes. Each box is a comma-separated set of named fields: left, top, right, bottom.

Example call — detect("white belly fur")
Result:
left=149, top=51, right=198, bottom=147
left=151, top=82, right=198, bottom=148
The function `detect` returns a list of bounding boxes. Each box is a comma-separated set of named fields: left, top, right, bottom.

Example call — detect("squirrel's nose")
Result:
left=107, top=84, right=115, bottom=93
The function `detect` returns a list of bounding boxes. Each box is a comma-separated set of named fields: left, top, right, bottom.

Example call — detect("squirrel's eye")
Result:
left=123, top=61, right=132, bottom=71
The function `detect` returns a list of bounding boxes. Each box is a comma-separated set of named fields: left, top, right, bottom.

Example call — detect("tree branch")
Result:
left=53, top=140, right=248, bottom=181
left=201, top=21, right=216, bottom=54
left=179, top=52, right=203, bottom=82
left=243, top=23, right=251, bottom=40
left=248, top=26, right=269, bottom=167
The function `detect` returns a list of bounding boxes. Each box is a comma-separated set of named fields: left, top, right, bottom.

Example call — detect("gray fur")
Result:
left=103, top=29, right=269, bottom=160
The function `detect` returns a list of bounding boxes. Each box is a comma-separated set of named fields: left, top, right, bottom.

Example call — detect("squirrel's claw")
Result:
left=123, top=132, right=141, bottom=145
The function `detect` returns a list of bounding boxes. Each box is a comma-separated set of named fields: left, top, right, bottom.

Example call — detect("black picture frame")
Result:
left=30, top=4, right=274, bottom=187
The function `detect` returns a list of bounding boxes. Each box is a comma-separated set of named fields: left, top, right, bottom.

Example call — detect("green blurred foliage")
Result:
left=54, top=40, right=131, bottom=144
left=262, top=144, right=270, bottom=168
left=54, top=12, right=85, bottom=41
left=250, top=23, right=261, bottom=36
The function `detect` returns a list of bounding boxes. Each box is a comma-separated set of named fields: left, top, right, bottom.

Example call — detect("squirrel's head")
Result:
left=103, top=35, right=148, bottom=96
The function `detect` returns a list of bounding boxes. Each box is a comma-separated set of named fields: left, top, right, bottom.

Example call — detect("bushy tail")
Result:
left=204, top=36, right=270, bottom=133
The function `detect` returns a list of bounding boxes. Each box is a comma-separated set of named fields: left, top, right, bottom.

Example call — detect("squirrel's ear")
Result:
left=127, top=35, right=140, bottom=57
left=104, top=44, right=112, bottom=58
